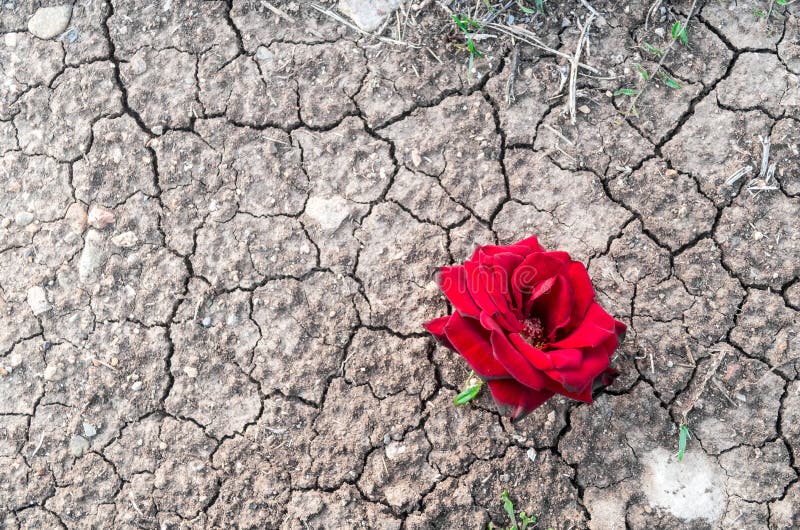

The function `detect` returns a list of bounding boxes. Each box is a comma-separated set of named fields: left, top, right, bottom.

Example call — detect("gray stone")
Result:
left=27, top=6, right=73, bottom=40
left=338, top=0, right=400, bottom=32
left=68, top=434, right=89, bottom=457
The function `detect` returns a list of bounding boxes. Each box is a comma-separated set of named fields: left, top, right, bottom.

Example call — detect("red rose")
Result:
left=424, top=235, right=626, bottom=421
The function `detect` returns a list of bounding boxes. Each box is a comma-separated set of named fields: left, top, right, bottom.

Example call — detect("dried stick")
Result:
left=569, top=13, right=595, bottom=124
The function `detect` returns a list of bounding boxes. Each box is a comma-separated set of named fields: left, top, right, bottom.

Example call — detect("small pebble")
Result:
left=87, top=204, right=116, bottom=229
left=131, top=381, right=143, bottom=391
left=26, top=286, right=51, bottom=316
left=1, top=218, right=11, bottom=228
left=201, top=316, right=212, bottom=327
left=82, top=422, right=97, bottom=438
left=15, top=211, right=34, bottom=226
left=69, top=434, right=90, bottom=457
left=527, top=447, right=537, bottom=463
left=43, top=364, right=59, bottom=381
left=184, top=366, right=198, bottom=378
left=410, top=149, right=422, bottom=168
left=111, top=230, right=138, bottom=248
left=28, top=5, right=73, bottom=40
left=255, top=45, right=273, bottom=61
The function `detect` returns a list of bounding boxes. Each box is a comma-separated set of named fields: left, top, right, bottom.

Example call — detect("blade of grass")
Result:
left=678, top=424, right=689, bottom=461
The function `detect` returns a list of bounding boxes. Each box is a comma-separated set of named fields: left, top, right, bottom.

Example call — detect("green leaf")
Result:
left=614, top=88, right=637, bottom=97
left=454, top=382, right=482, bottom=405
left=642, top=42, right=664, bottom=56
left=464, top=16, right=482, bottom=28
left=678, top=424, right=689, bottom=461
left=536, top=0, right=544, bottom=12
left=519, top=511, right=537, bottom=530
left=501, top=491, right=518, bottom=530
left=671, top=21, right=688, bottom=45
left=751, top=8, right=767, bottom=17
left=517, top=0, right=536, bottom=14
left=672, top=22, right=689, bottom=46
left=634, top=63, right=650, bottom=81
left=776, top=0, right=787, bottom=5
left=658, top=71, right=682, bottom=89
left=452, top=14, right=469, bottom=33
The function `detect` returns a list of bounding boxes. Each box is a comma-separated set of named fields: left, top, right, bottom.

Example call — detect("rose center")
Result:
left=521, top=317, right=546, bottom=349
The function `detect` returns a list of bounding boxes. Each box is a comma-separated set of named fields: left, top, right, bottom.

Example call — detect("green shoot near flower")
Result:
left=454, top=371, right=483, bottom=406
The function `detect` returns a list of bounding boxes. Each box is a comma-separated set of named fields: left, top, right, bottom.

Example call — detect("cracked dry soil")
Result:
left=0, top=0, right=799, bottom=528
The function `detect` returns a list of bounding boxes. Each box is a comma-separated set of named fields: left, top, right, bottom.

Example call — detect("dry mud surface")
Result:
left=1, top=1, right=800, bottom=529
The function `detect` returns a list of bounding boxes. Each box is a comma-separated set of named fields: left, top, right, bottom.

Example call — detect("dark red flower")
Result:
left=424, top=235, right=626, bottom=421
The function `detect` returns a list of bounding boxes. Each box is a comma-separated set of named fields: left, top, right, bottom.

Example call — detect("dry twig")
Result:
left=569, top=13, right=596, bottom=124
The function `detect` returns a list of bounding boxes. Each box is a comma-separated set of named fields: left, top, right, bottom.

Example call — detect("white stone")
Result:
left=304, top=195, right=351, bottom=231
left=87, top=204, right=116, bottom=229
left=78, top=229, right=106, bottom=280
left=4, top=33, right=18, bottom=47
left=82, top=422, right=97, bottom=438
left=43, top=364, right=59, bottom=381
left=110, top=230, right=138, bottom=248
left=27, top=5, right=73, bottom=40
left=338, top=0, right=400, bottom=32
left=26, top=286, right=50, bottom=316
left=15, top=212, right=34, bottom=226
left=69, top=434, right=90, bottom=457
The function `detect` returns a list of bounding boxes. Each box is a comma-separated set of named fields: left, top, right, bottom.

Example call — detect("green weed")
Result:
left=677, top=423, right=690, bottom=461
left=487, top=491, right=538, bottom=530
left=454, top=371, right=483, bottom=406
left=671, top=21, right=688, bottom=46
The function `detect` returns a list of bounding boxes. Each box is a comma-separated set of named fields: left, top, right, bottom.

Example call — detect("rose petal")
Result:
left=444, top=313, right=509, bottom=379
left=487, top=325, right=552, bottom=390
left=615, top=320, right=627, bottom=340
left=509, top=334, right=583, bottom=371
left=565, top=260, right=595, bottom=322
left=464, top=259, right=520, bottom=331
left=549, top=303, right=617, bottom=349
left=438, top=266, right=480, bottom=317
left=424, top=315, right=454, bottom=350
left=515, top=235, right=546, bottom=253
left=487, top=379, right=554, bottom=421
left=512, top=251, right=570, bottom=311
left=531, top=275, right=573, bottom=340
left=545, top=344, right=612, bottom=394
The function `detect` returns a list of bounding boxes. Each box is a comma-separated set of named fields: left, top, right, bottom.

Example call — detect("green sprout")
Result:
left=634, top=63, right=650, bottom=81
left=488, top=491, right=538, bottom=530
left=677, top=423, right=690, bottom=461
left=752, top=8, right=767, bottom=18
left=642, top=42, right=665, bottom=56
left=614, top=88, right=638, bottom=97
left=454, top=371, right=483, bottom=406
left=517, top=0, right=544, bottom=14
left=671, top=21, right=688, bottom=46
left=451, top=13, right=485, bottom=78
left=657, top=70, right=682, bottom=90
